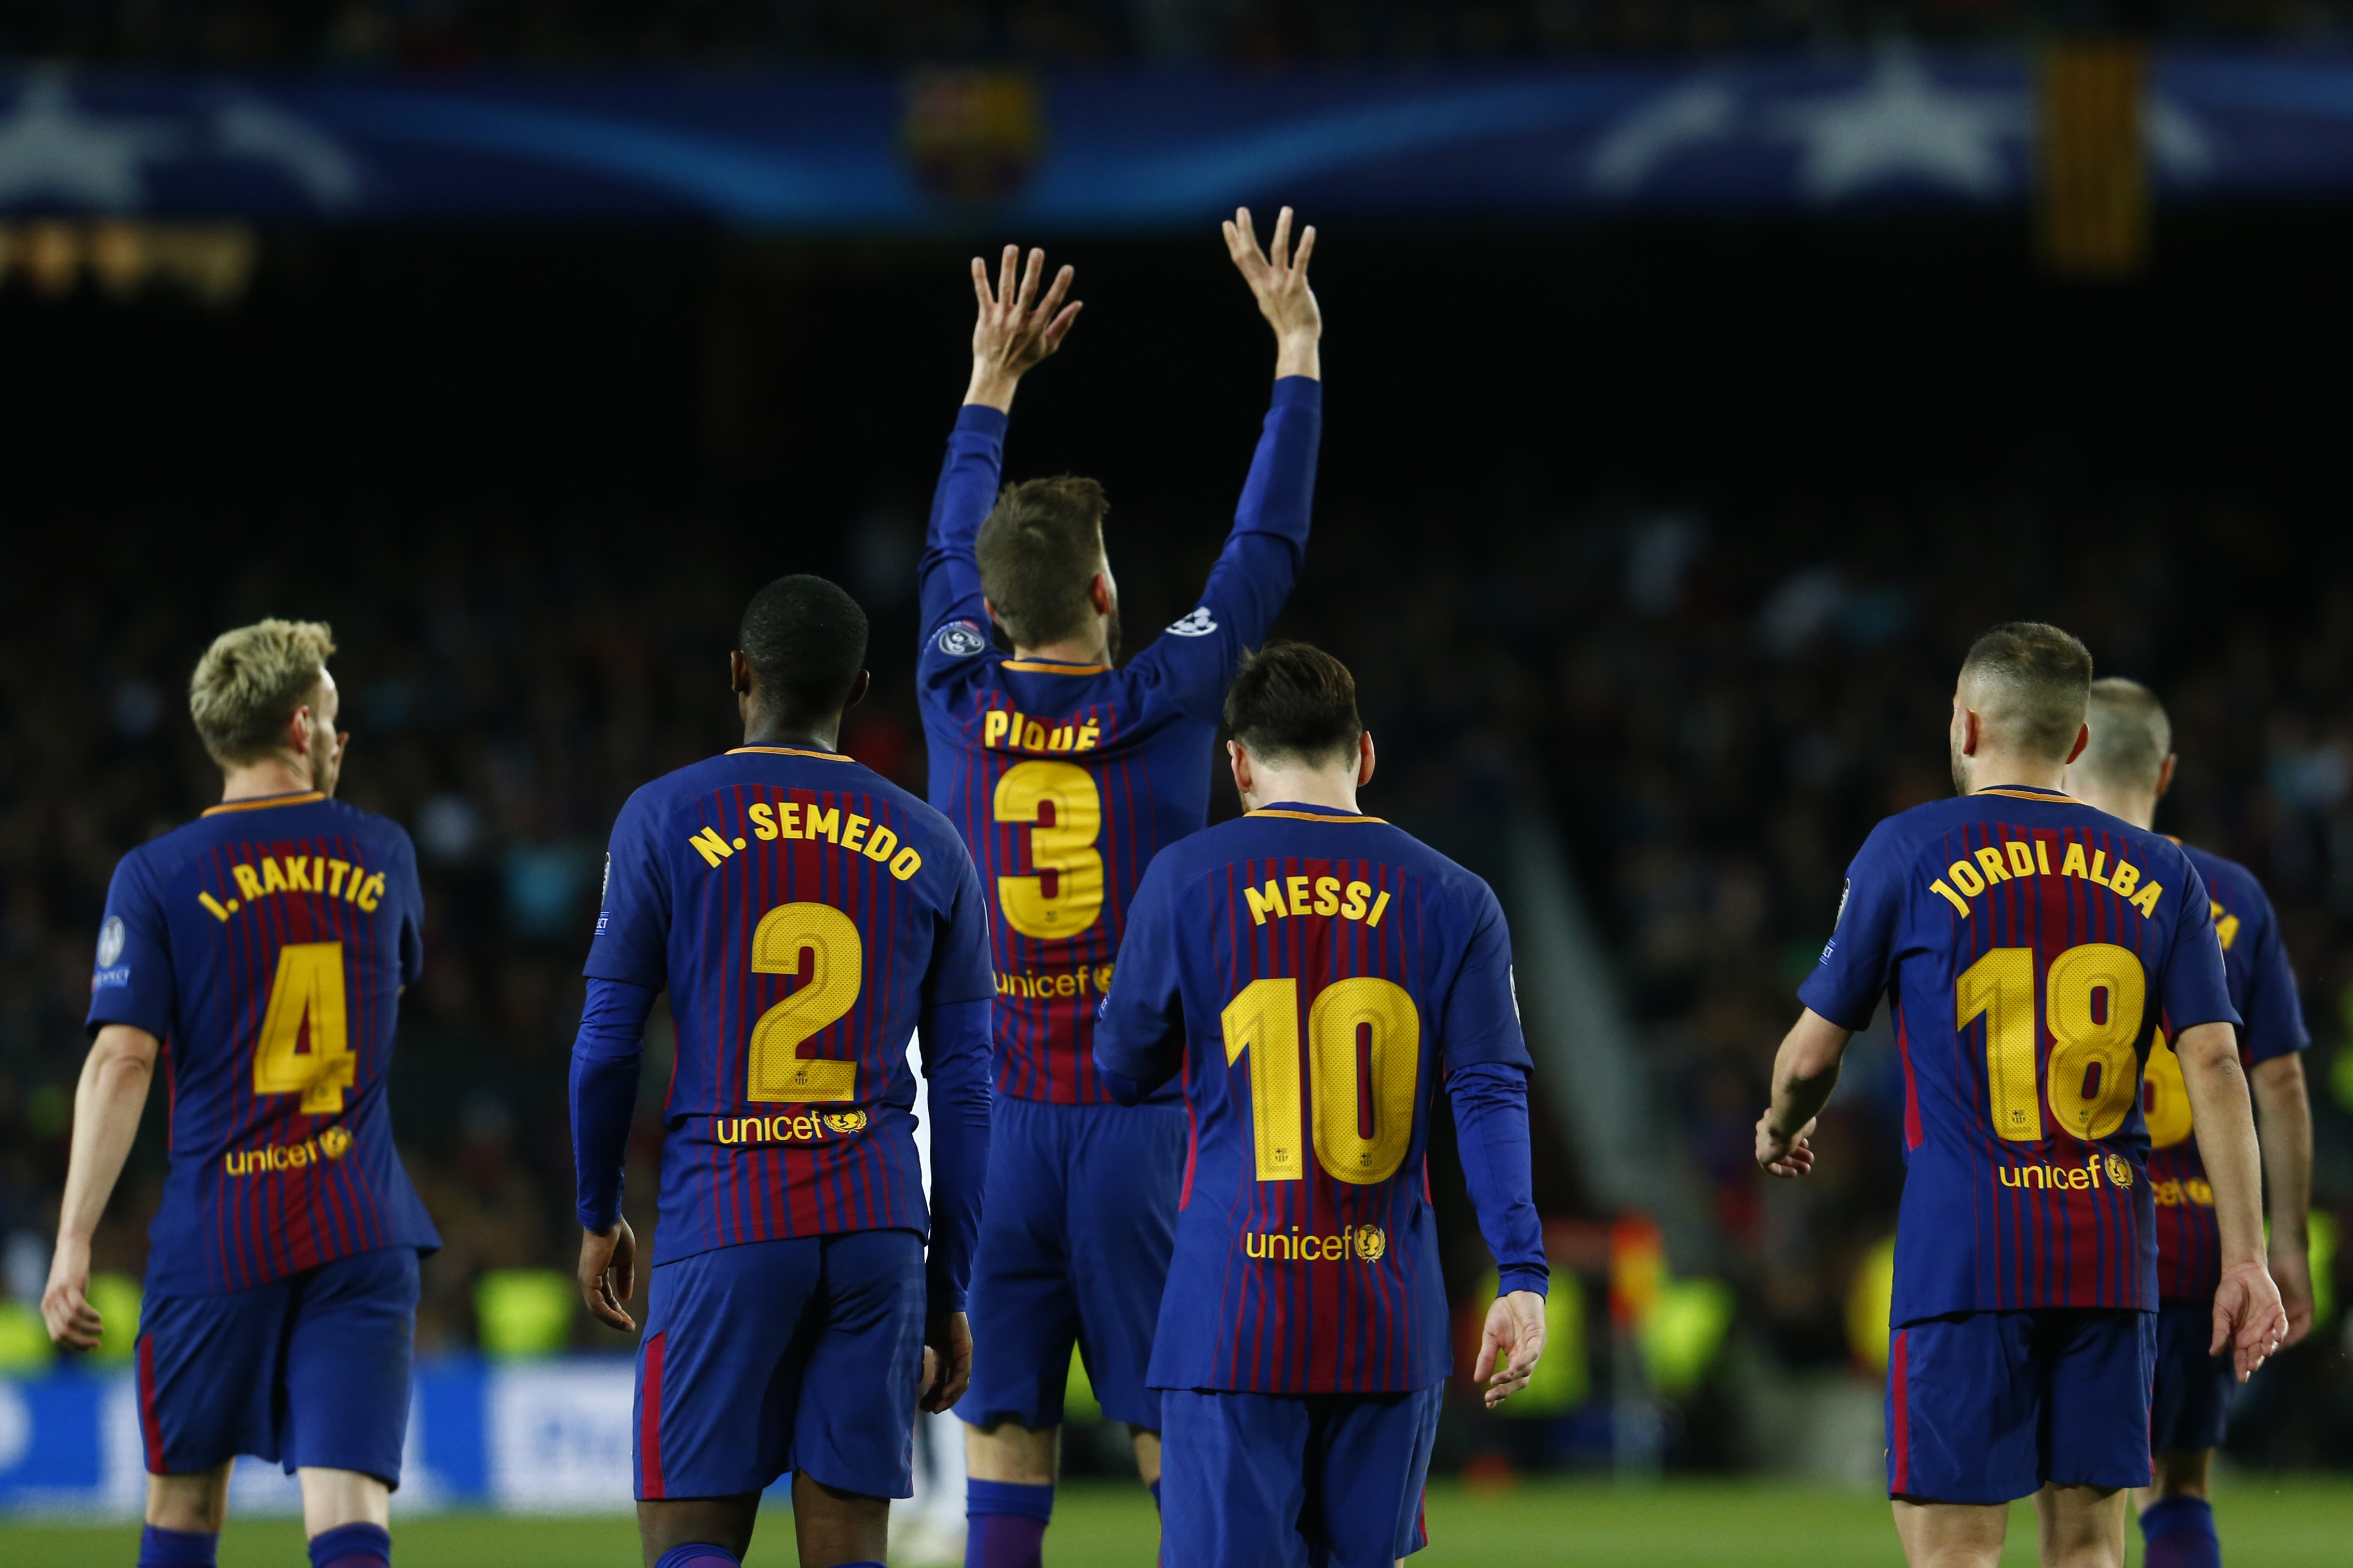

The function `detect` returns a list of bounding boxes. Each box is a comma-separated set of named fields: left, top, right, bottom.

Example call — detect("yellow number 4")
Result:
left=253, top=941, right=356, bottom=1114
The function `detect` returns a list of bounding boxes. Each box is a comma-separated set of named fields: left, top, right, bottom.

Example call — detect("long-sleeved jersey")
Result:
left=86, top=791, right=441, bottom=1295
left=917, top=379, right=1321, bottom=1104
left=1094, top=802, right=1546, bottom=1394
left=2144, top=842, right=2308, bottom=1302
left=1800, top=785, right=2236, bottom=1323
left=579, top=746, right=995, bottom=1274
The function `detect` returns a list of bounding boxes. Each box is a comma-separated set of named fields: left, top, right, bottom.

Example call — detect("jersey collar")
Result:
left=1971, top=785, right=2075, bottom=804
left=202, top=790, right=326, bottom=816
left=1247, top=801, right=1386, bottom=825
left=727, top=745, right=850, bottom=762
left=1001, top=657, right=1111, bottom=674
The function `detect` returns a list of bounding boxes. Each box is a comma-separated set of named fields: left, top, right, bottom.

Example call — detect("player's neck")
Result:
left=1963, top=751, right=2070, bottom=798
left=220, top=755, right=318, bottom=803
left=1012, top=634, right=1110, bottom=667
left=1244, top=769, right=1360, bottom=816
left=741, top=705, right=841, bottom=753
left=2066, top=782, right=2157, bottom=830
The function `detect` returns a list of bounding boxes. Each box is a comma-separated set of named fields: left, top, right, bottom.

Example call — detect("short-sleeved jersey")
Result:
left=917, top=381, right=1321, bottom=1105
left=585, top=746, right=995, bottom=1263
left=1094, top=802, right=1532, bottom=1394
left=85, top=792, right=440, bottom=1296
left=2145, top=844, right=2308, bottom=1302
left=1800, top=785, right=2236, bottom=1323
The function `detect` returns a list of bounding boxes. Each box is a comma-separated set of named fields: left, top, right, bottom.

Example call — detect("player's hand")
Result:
left=1472, top=1290, right=1547, bottom=1409
left=920, top=1308, right=973, bottom=1415
left=1223, top=207, right=1320, bottom=352
left=1754, top=1112, right=1817, bottom=1178
left=966, top=245, right=1080, bottom=411
left=2211, top=1259, right=2289, bottom=1382
left=578, top=1219, right=638, bottom=1333
left=41, top=1233, right=104, bottom=1351
left=2268, top=1236, right=2316, bottom=1347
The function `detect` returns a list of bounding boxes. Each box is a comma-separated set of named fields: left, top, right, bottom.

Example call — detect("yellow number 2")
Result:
left=1956, top=941, right=2148, bottom=1145
left=993, top=761, right=1105, bottom=940
left=253, top=941, right=356, bottom=1114
left=1222, top=976, right=1422, bottom=1187
left=748, top=902, right=862, bottom=1102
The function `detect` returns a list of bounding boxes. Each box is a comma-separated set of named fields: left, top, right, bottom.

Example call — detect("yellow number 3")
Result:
left=253, top=941, right=356, bottom=1114
left=749, top=902, right=862, bottom=1102
left=993, top=761, right=1105, bottom=940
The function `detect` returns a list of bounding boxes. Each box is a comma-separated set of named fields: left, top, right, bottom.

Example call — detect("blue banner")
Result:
left=0, top=50, right=2350, bottom=226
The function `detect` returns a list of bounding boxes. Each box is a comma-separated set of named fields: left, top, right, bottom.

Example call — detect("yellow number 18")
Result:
left=1955, top=941, right=2145, bottom=1142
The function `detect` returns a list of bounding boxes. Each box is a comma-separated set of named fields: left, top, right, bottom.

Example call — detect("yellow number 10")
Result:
left=1956, top=942, right=2144, bottom=1142
left=1220, top=976, right=1421, bottom=1186
left=253, top=941, right=356, bottom=1114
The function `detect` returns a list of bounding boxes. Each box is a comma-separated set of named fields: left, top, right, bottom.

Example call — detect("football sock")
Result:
left=966, top=1478, right=1053, bottom=1568
left=650, top=1547, right=740, bottom=1568
left=137, top=1524, right=218, bottom=1567
left=2141, top=1496, right=2222, bottom=1568
left=306, top=1521, right=391, bottom=1568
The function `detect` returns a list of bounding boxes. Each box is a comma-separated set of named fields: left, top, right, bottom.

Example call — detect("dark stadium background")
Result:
left=7, top=163, right=2353, bottom=1491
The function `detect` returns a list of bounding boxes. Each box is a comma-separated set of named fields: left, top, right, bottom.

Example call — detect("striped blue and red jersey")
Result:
left=2144, top=843, right=2307, bottom=1302
left=1800, top=785, right=2237, bottom=1322
left=583, top=746, right=995, bottom=1262
left=85, top=791, right=440, bottom=1296
left=916, top=379, right=1320, bottom=1105
left=1093, top=802, right=1545, bottom=1394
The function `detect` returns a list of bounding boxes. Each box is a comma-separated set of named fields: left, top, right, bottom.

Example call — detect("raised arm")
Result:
left=917, top=247, right=1081, bottom=647
left=1226, top=205, right=1320, bottom=383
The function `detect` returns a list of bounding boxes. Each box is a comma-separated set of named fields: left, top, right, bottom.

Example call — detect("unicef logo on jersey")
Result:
left=96, top=916, right=126, bottom=968
left=935, top=620, right=989, bottom=658
left=1165, top=607, right=1218, bottom=638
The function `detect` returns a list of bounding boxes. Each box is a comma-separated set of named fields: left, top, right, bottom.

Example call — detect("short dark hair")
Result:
left=977, top=476, right=1107, bottom=647
left=2079, top=677, right=2172, bottom=791
left=1958, top=621, right=2094, bottom=762
left=738, top=574, right=869, bottom=717
left=1224, top=642, right=1363, bottom=769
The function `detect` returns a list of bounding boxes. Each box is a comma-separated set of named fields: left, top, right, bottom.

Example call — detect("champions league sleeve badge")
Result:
left=935, top=620, right=989, bottom=658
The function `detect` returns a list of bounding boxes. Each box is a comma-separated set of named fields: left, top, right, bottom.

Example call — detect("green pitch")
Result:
left=4, top=1476, right=2348, bottom=1565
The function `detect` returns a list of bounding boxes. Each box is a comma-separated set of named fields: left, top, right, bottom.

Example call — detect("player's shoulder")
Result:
left=1164, top=808, right=1496, bottom=908
left=2177, top=841, right=2274, bottom=921
left=132, top=794, right=409, bottom=878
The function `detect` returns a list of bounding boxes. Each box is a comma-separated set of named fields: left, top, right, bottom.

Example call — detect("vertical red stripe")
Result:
left=1888, top=1328, right=1910, bottom=1495
left=639, top=1330, right=668, bottom=1498
left=137, top=1333, right=165, bottom=1473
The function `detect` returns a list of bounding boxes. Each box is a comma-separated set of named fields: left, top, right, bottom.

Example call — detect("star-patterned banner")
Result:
left=0, top=49, right=2348, bottom=225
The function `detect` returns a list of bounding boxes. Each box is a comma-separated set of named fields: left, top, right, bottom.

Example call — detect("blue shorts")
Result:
left=955, top=1095, right=1182, bottom=1432
left=1887, top=1308, right=2155, bottom=1504
left=637, top=1228, right=924, bottom=1502
left=1159, top=1386, right=1440, bottom=1568
left=135, top=1246, right=418, bottom=1484
left=2149, top=1299, right=2234, bottom=1454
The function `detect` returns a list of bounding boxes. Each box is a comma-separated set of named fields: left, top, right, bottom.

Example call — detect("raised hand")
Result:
left=2211, top=1259, right=2289, bottom=1382
left=967, top=245, right=1081, bottom=412
left=1473, top=1290, right=1549, bottom=1409
left=1223, top=206, right=1320, bottom=376
left=1754, top=1111, right=1818, bottom=1178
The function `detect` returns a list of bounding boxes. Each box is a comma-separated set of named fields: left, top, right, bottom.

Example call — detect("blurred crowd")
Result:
left=3, top=491, right=2351, bottom=1459
left=1, top=0, right=2346, bottom=70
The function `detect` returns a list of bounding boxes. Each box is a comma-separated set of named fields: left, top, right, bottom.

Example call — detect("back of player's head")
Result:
left=977, top=476, right=1107, bottom=647
left=189, top=619, right=337, bottom=768
left=738, top=574, right=869, bottom=717
left=1225, top=641, right=1363, bottom=771
left=2078, top=677, right=2173, bottom=792
left=1957, top=621, right=2094, bottom=762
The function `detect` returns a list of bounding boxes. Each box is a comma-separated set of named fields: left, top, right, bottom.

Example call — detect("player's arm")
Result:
left=915, top=848, right=998, bottom=1412
left=1754, top=1009, right=1852, bottom=1178
left=2252, top=1052, right=2314, bottom=1344
left=571, top=977, right=655, bottom=1332
left=918, top=247, right=1080, bottom=649
left=2176, top=1018, right=2287, bottom=1377
left=1092, top=862, right=1187, bottom=1103
left=42, top=1023, right=159, bottom=1350
left=1440, top=891, right=1549, bottom=1409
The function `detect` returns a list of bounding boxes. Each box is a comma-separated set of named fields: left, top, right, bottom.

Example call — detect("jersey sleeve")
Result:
left=1093, top=856, right=1188, bottom=1093
left=916, top=403, right=1009, bottom=690
left=1796, top=821, right=1904, bottom=1032
left=86, top=853, right=173, bottom=1038
left=1131, top=376, right=1321, bottom=720
left=2238, top=887, right=2310, bottom=1064
left=393, top=826, right=426, bottom=990
left=2160, top=859, right=2239, bottom=1033
left=1438, top=883, right=1535, bottom=1071
left=583, top=792, right=669, bottom=991
left=924, top=837, right=998, bottom=1008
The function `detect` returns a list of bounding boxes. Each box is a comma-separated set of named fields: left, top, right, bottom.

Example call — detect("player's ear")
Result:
left=729, top=651, right=754, bottom=696
left=1088, top=572, right=1114, bottom=617
left=2156, top=753, right=2178, bottom=801
left=982, top=598, right=1010, bottom=637
left=843, top=670, right=871, bottom=712
left=1356, top=731, right=1376, bottom=789
left=2064, top=722, right=2090, bottom=766
left=1227, top=739, right=1252, bottom=797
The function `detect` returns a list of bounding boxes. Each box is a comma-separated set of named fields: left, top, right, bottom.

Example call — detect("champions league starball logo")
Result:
left=935, top=620, right=988, bottom=658
left=96, top=915, right=125, bottom=967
